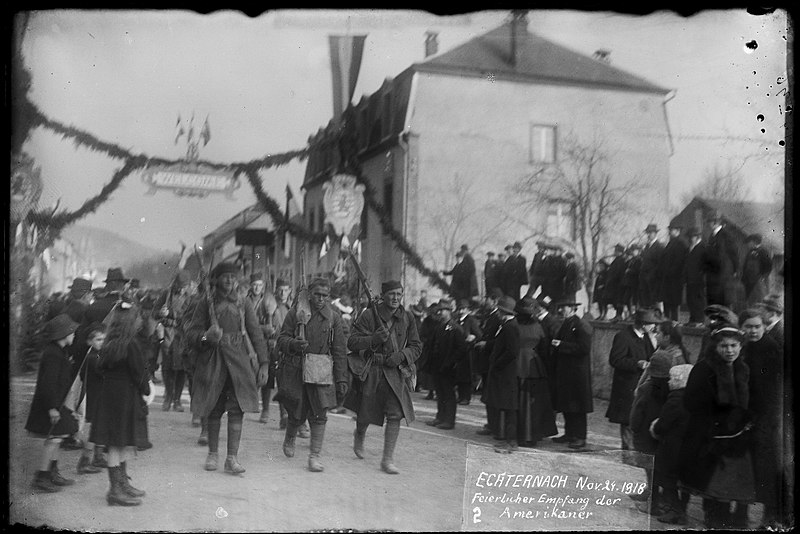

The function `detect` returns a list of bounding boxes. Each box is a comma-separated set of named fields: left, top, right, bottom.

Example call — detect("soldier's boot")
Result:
left=32, top=470, right=61, bottom=493
left=106, top=466, right=141, bottom=506
left=49, top=460, right=75, bottom=486
left=307, top=422, right=325, bottom=472
left=283, top=422, right=298, bottom=458
left=172, top=372, right=186, bottom=412
left=119, top=461, right=146, bottom=497
left=380, top=419, right=400, bottom=474
left=298, top=421, right=310, bottom=439
left=198, top=417, right=209, bottom=445
left=77, top=454, right=102, bottom=474
left=204, top=418, right=221, bottom=470
left=224, top=414, right=245, bottom=474
left=278, top=402, right=288, bottom=429
left=353, top=424, right=367, bottom=459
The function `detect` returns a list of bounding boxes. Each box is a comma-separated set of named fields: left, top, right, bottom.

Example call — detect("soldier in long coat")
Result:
left=185, top=262, right=270, bottom=475
left=605, top=308, right=659, bottom=450
left=275, top=277, right=347, bottom=473
left=639, top=224, right=665, bottom=308
left=661, top=224, right=689, bottom=321
left=549, top=300, right=593, bottom=449
left=684, top=228, right=708, bottom=325
left=482, top=296, right=521, bottom=453
left=347, top=280, right=422, bottom=474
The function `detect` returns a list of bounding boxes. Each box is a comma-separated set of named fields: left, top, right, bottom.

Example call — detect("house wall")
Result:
left=402, top=73, right=671, bottom=296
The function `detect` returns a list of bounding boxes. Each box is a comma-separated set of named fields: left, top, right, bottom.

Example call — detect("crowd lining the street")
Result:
left=22, top=208, right=789, bottom=530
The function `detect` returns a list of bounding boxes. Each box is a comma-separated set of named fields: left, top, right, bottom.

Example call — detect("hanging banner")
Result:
left=322, top=174, right=365, bottom=248
left=141, top=164, right=239, bottom=199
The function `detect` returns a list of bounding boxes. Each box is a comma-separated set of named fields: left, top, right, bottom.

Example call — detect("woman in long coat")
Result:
left=90, top=298, right=157, bottom=506
left=514, top=297, right=557, bottom=446
left=678, top=323, right=755, bottom=529
left=185, top=262, right=270, bottom=475
left=739, top=308, right=784, bottom=528
left=483, top=296, right=521, bottom=453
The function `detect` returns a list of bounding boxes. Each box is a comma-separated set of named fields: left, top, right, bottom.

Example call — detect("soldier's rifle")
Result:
left=293, top=246, right=311, bottom=343
left=195, top=244, right=219, bottom=330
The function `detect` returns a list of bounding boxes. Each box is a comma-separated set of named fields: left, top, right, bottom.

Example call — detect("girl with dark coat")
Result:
left=739, top=308, right=785, bottom=528
left=678, top=323, right=755, bottom=529
left=629, top=352, right=672, bottom=515
left=25, top=314, right=81, bottom=493
left=650, top=363, right=693, bottom=525
left=90, top=298, right=157, bottom=506
left=514, top=297, right=557, bottom=446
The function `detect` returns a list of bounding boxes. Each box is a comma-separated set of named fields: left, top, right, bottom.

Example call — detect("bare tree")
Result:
left=681, top=159, right=752, bottom=205
left=421, top=172, right=508, bottom=271
left=513, top=132, right=641, bottom=306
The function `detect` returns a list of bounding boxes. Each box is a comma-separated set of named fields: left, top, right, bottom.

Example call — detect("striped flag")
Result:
left=174, top=114, right=185, bottom=145
left=329, top=35, right=367, bottom=122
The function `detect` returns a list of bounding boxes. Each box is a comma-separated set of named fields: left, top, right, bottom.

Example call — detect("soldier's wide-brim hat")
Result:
left=44, top=313, right=79, bottom=341
left=497, top=296, right=517, bottom=315
left=68, top=277, right=92, bottom=292
left=104, top=267, right=130, bottom=283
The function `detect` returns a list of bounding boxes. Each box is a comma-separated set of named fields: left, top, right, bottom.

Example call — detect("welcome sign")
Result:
left=141, top=164, right=238, bottom=199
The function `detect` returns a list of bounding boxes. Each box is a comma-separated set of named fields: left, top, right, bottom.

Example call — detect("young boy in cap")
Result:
left=25, top=313, right=81, bottom=492
left=347, top=280, right=422, bottom=473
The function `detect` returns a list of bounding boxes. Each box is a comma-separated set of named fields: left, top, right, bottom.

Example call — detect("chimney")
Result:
left=593, top=49, right=611, bottom=63
left=424, top=31, right=439, bottom=58
left=509, top=10, right=528, bottom=68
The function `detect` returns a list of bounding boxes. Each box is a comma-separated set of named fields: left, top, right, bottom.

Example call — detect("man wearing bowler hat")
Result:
left=661, top=223, right=689, bottom=321
left=605, top=307, right=659, bottom=454
left=704, top=210, right=739, bottom=308
left=550, top=299, right=593, bottom=450
left=639, top=224, right=665, bottom=310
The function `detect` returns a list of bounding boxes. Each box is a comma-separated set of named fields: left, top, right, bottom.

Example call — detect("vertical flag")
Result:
left=329, top=34, right=367, bottom=123
left=284, top=185, right=294, bottom=258
left=174, top=114, right=185, bottom=145
left=200, top=116, right=211, bottom=146
left=187, top=113, right=196, bottom=144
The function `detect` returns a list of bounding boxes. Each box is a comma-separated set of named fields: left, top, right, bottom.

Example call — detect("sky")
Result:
left=18, top=9, right=788, bottom=253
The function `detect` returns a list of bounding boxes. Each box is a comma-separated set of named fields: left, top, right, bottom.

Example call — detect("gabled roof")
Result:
left=415, top=20, right=670, bottom=95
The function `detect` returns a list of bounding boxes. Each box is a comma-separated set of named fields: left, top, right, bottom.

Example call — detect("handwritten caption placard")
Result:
left=462, top=444, right=653, bottom=531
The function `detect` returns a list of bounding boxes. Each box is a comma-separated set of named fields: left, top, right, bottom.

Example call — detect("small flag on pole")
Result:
left=187, top=113, right=195, bottom=143
left=174, top=114, right=185, bottom=145
left=200, top=116, right=211, bottom=146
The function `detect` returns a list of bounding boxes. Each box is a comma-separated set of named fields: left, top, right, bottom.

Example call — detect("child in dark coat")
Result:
left=629, top=352, right=672, bottom=515
left=650, top=363, right=694, bottom=525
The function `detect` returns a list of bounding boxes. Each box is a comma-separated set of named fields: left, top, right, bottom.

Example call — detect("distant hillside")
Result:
left=60, top=224, right=179, bottom=287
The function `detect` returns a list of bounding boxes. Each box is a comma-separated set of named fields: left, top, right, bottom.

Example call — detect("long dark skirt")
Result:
left=517, top=377, right=557, bottom=445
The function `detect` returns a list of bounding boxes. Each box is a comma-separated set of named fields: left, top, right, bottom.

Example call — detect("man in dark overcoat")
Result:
left=275, top=277, right=347, bottom=473
left=605, top=307, right=659, bottom=450
left=503, top=241, right=529, bottom=300
left=442, top=245, right=478, bottom=302
left=483, top=252, right=500, bottom=295
left=549, top=300, right=593, bottom=449
left=741, top=233, right=773, bottom=306
left=347, top=280, right=422, bottom=474
left=661, top=224, right=689, bottom=321
left=563, top=252, right=580, bottom=302
left=684, top=227, right=708, bottom=325
left=605, top=244, right=627, bottom=320
left=456, top=299, right=483, bottom=405
left=424, top=299, right=467, bottom=430
left=639, top=224, right=665, bottom=308
left=482, top=296, right=521, bottom=453
left=542, top=246, right=566, bottom=304
left=185, top=262, right=271, bottom=475
left=705, top=211, right=740, bottom=307
left=525, top=242, right=547, bottom=298
left=475, top=288, right=503, bottom=436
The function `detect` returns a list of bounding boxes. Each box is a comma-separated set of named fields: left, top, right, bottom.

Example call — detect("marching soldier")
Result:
left=275, top=277, right=347, bottom=472
left=347, top=280, right=422, bottom=474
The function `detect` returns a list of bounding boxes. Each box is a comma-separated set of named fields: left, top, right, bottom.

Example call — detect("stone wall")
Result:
left=589, top=320, right=706, bottom=400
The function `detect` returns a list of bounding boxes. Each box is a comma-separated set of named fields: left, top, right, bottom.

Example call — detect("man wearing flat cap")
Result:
left=275, top=277, right=347, bottom=473
left=605, top=307, right=658, bottom=453
left=347, top=280, right=422, bottom=474
left=639, top=224, right=665, bottom=310
left=741, top=234, right=773, bottom=306
left=705, top=211, right=739, bottom=308
left=661, top=223, right=689, bottom=321
left=185, top=261, right=271, bottom=475
left=684, top=227, right=708, bottom=326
